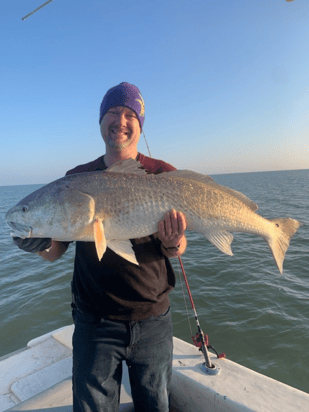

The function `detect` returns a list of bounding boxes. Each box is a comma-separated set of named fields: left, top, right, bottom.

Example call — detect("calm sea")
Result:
left=0, top=169, right=308, bottom=393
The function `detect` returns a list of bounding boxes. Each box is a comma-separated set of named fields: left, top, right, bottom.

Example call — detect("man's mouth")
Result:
left=110, top=127, right=130, bottom=137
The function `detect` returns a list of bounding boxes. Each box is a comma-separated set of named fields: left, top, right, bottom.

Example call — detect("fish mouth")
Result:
left=6, top=221, right=32, bottom=239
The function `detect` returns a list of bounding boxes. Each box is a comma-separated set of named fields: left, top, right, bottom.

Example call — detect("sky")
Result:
left=1, top=0, right=308, bottom=185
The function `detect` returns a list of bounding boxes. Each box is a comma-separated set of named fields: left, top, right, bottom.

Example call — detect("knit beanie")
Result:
left=99, top=82, right=145, bottom=131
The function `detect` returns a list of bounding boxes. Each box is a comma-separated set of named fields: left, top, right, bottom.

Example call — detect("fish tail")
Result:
left=267, top=218, right=301, bottom=274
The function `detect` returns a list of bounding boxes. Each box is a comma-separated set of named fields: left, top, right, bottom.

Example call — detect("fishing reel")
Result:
left=192, top=332, right=226, bottom=360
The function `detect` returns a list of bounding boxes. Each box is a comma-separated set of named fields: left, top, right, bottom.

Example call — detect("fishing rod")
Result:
left=177, top=257, right=213, bottom=369
left=177, top=256, right=226, bottom=373
left=22, top=0, right=54, bottom=21
left=143, top=131, right=224, bottom=374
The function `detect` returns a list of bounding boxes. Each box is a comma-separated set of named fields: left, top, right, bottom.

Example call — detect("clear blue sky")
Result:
left=1, top=0, right=308, bottom=185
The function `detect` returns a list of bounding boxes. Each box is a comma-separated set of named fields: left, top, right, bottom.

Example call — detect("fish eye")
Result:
left=22, top=206, right=28, bottom=212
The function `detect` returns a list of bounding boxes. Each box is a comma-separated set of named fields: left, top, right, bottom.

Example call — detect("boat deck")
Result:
left=1, top=325, right=308, bottom=412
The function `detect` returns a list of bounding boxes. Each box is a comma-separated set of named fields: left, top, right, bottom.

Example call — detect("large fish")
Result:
left=6, top=159, right=300, bottom=273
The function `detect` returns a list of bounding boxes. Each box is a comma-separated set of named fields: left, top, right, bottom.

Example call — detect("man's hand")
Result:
left=13, top=237, right=52, bottom=253
left=157, top=209, right=187, bottom=257
left=12, top=237, right=69, bottom=262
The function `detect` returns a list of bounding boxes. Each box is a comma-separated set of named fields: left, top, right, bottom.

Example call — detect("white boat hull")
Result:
left=0, top=325, right=308, bottom=412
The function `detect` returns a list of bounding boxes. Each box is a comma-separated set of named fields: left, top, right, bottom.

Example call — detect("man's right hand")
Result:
left=12, top=237, right=52, bottom=253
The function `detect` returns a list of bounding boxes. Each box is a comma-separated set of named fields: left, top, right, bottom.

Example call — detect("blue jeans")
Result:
left=72, top=307, right=173, bottom=412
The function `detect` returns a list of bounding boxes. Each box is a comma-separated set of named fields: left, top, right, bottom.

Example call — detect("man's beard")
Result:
left=106, top=136, right=132, bottom=150
left=106, top=126, right=133, bottom=150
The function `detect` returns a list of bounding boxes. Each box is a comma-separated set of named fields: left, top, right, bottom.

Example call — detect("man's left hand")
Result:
left=158, top=210, right=187, bottom=254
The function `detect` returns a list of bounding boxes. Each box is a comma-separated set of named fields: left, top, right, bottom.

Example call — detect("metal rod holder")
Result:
left=200, top=362, right=221, bottom=376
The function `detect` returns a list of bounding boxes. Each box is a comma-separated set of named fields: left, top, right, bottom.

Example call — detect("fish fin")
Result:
left=93, top=219, right=107, bottom=261
left=106, top=158, right=147, bottom=175
left=266, top=218, right=301, bottom=274
left=205, top=231, right=234, bottom=256
left=158, top=170, right=258, bottom=211
left=157, top=169, right=215, bottom=184
left=107, top=240, right=139, bottom=266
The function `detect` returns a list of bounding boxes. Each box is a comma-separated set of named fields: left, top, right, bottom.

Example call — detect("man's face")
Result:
left=100, top=106, right=141, bottom=151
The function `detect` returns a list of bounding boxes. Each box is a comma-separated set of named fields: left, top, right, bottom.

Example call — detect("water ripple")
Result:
left=0, top=171, right=308, bottom=392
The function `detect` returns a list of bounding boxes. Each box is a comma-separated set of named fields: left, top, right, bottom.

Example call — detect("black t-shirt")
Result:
left=66, top=153, right=176, bottom=321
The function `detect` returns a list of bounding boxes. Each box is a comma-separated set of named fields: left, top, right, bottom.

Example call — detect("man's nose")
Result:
left=114, top=112, right=127, bottom=126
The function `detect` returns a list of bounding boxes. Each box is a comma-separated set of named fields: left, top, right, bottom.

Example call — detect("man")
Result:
left=14, top=82, right=187, bottom=412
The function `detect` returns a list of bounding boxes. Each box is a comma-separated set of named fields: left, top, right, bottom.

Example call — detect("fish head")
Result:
left=6, top=203, right=33, bottom=239
left=6, top=182, right=66, bottom=239
left=6, top=177, right=96, bottom=241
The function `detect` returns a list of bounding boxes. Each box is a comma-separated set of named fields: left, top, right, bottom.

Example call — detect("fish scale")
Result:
left=6, top=158, right=301, bottom=272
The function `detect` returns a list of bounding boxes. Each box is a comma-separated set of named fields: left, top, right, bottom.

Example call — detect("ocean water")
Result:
left=0, top=169, right=308, bottom=393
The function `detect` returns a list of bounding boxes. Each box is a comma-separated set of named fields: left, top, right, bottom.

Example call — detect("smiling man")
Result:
left=67, top=83, right=187, bottom=412
left=14, top=82, right=187, bottom=411
left=101, top=105, right=141, bottom=151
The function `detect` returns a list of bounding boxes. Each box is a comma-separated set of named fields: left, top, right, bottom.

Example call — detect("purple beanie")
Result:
left=99, top=82, right=145, bottom=131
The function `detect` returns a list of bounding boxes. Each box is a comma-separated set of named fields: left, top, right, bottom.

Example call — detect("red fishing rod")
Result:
left=143, top=133, right=224, bottom=373
left=178, top=256, right=225, bottom=373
